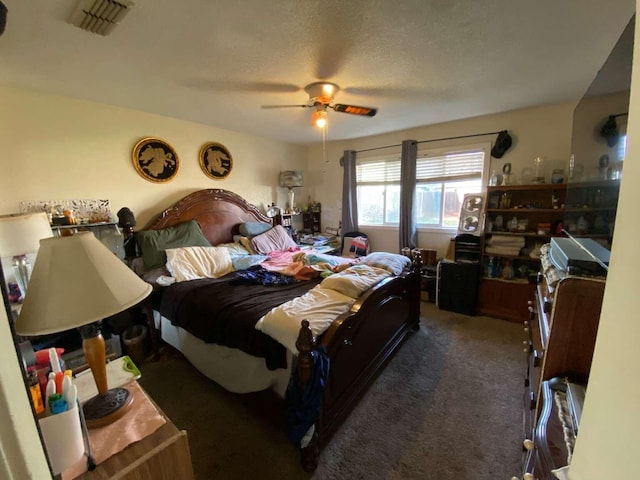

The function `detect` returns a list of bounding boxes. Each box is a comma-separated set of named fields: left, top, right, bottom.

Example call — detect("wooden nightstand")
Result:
left=63, top=369, right=194, bottom=480
left=73, top=393, right=194, bottom=480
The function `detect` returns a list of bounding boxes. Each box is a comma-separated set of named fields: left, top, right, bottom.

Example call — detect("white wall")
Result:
left=0, top=297, right=51, bottom=478
left=308, top=103, right=575, bottom=256
left=0, top=86, right=308, bottom=228
left=0, top=85, right=575, bottom=258
left=568, top=7, right=640, bottom=479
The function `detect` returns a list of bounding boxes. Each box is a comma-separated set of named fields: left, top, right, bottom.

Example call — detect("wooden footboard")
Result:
left=296, top=269, right=421, bottom=471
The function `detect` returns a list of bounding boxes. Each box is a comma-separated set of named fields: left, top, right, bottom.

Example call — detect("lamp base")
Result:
left=288, top=188, right=295, bottom=211
left=83, top=387, right=133, bottom=428
left=12, top=254, right=31, bottom=300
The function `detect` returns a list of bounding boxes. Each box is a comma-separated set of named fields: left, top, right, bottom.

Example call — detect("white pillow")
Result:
left=359, top=252, right=412, bottom=276
left=320, top=264, right=391, bottom=299
left=255, top=286, right=355, bottom=353
left=165, top=246, right=234, bottom=282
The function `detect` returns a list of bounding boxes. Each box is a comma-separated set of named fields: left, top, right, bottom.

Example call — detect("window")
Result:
left=357, top=144, right=487, bottom=228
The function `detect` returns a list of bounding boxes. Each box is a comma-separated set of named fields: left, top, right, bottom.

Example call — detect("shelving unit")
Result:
left=302, top=209, right=321, bottom=234
left=478, top=184, right=566, bottom=322
left=563, top=179, right=620, bottom=244
left=274, top=212, right=300, bottom=238
left=51, top=221, right=124, bottom=259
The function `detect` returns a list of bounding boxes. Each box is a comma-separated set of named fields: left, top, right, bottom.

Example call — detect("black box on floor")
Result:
left=437, top=261, right=480, bottom=315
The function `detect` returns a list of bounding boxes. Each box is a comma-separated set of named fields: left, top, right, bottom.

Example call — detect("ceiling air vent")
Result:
left=68, top=0, right=134, bottom=36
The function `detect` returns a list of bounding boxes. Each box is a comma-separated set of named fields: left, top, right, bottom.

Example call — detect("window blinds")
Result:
left=357, top=149, right=484, bottom=184
left=356, top=160, right=401, bottom=184
left=416, top=150, right=484, bottom=183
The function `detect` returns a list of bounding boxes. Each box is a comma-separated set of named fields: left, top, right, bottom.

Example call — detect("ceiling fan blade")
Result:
left=182, top=79, right=300, bottom=93
left=331, top=104, right=378, bottom=117
left=261, top=104, right=309, bottom=109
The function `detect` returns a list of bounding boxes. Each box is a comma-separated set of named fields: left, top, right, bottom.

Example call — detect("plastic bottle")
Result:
left=569, top=154, right=575, bottom=180
left=28, top=369, right=44, bottom=415
left=487, top=257, right=496, bottom=278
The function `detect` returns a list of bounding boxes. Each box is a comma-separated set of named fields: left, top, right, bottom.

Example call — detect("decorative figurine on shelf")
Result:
left=551, top=169, right=565, bottom=184
left=502, top=163, right=512, bottom=185
left=502, top=260, right=514, bottom=280
left=577, top=216, right=589, bottom=234
left=489, top=170, right=503, bottom=186
left=487, top=257, right=497, bottom=278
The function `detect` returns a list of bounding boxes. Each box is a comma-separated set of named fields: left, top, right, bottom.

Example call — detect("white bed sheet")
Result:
left=154, top=311, right=292, bottom=397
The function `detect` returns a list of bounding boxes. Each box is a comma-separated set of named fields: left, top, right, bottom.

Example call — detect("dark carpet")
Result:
left=138, top=302, right=524, bottom=479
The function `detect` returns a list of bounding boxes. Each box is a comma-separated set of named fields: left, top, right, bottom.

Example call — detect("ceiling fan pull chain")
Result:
left=322, top=124, right=328, bottom=174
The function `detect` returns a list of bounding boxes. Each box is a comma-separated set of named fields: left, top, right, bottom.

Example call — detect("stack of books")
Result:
left=300, top=235, right=331, bottom=248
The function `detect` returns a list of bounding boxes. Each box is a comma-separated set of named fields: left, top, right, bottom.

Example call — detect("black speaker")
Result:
left=600, top=115, right=619, bottom=147
left=0, top=1, right=7, bottom=36
left=491, top=130, right=512, bottom=158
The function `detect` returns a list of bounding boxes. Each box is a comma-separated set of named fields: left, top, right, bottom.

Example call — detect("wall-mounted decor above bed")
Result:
left=132, top=137, right=180, bottom=183
left=199, top=142, right=233, bottom=180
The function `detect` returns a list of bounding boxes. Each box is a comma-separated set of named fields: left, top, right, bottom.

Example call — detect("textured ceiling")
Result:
left=0, top=0, right=635, bottom=145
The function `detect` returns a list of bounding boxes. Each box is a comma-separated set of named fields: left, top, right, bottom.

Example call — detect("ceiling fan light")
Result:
left=312, top=110, right=327, bottom=128
left=318, top=84, right=335, bottom=103
left=305, top=82, right=339, bottom=105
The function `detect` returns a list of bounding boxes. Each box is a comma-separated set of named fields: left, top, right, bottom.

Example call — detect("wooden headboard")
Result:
left=143, top=189, right=272, bottom=246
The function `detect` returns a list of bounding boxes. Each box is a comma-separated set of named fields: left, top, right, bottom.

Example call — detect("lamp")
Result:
left=279, top=170, right=304, bottom=210
left=311, top=108, right=328, bottom=128
left=0, top=212, right=53, bottom=300
left=15, top=232, right=152, bottom=427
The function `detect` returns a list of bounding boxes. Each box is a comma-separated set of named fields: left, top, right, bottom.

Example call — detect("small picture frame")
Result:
left=199, top=142, right=233, bottom=180
left=132, top=137, right=179, bottom=183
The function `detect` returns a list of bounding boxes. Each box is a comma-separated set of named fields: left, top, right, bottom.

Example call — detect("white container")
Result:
left=38, top=404, right=84, bottom=475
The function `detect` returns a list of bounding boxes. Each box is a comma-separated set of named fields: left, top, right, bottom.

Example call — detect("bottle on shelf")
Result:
left=487, top=257, right=497, bottom=278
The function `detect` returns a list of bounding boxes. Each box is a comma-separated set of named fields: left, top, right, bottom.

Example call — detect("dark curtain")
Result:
left=341, top=150, right=358, bottom=234
left=399, top=140, right=417, bottom=250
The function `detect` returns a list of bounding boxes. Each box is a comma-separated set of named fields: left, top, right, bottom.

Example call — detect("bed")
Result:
left=127, top=189, right=421, bottom=471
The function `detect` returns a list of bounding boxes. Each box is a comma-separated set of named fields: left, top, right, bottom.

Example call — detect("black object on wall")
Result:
left=491, top=130, right=513, bottom=158
left=0, top=1, right=7, bottom=36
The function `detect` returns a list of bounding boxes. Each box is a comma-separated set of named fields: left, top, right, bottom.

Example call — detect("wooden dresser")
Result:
left=517, top=274, right=605, bottom=479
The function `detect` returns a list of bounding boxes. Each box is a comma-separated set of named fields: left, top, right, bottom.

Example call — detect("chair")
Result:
left=341, top=231, right=370, bottom=257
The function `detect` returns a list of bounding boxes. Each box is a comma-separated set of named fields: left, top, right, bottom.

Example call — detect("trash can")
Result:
left=122, top=324, right=148, bottom=366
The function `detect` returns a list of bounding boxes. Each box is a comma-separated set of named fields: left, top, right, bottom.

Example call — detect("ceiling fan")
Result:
left=261, top=82, right=378, bottom=127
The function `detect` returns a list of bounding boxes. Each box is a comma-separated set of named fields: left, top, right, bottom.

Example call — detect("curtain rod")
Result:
left=355, top=130, right=506, bottom=154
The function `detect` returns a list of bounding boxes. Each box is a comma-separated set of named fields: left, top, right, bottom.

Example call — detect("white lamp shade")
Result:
left=279, top=171, right=304, bottom=188
left=0, top=212, right=53, bottom=257
left=15, top=232, right=152, bottom=336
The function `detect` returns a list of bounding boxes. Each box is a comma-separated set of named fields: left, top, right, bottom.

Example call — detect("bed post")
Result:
left=296, top=320, right=320, bottom=472
left=296, top=319, right=315, bottom=387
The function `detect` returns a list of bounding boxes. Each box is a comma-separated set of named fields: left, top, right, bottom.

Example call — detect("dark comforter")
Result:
left=158, top=271, right=322, bottom=370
